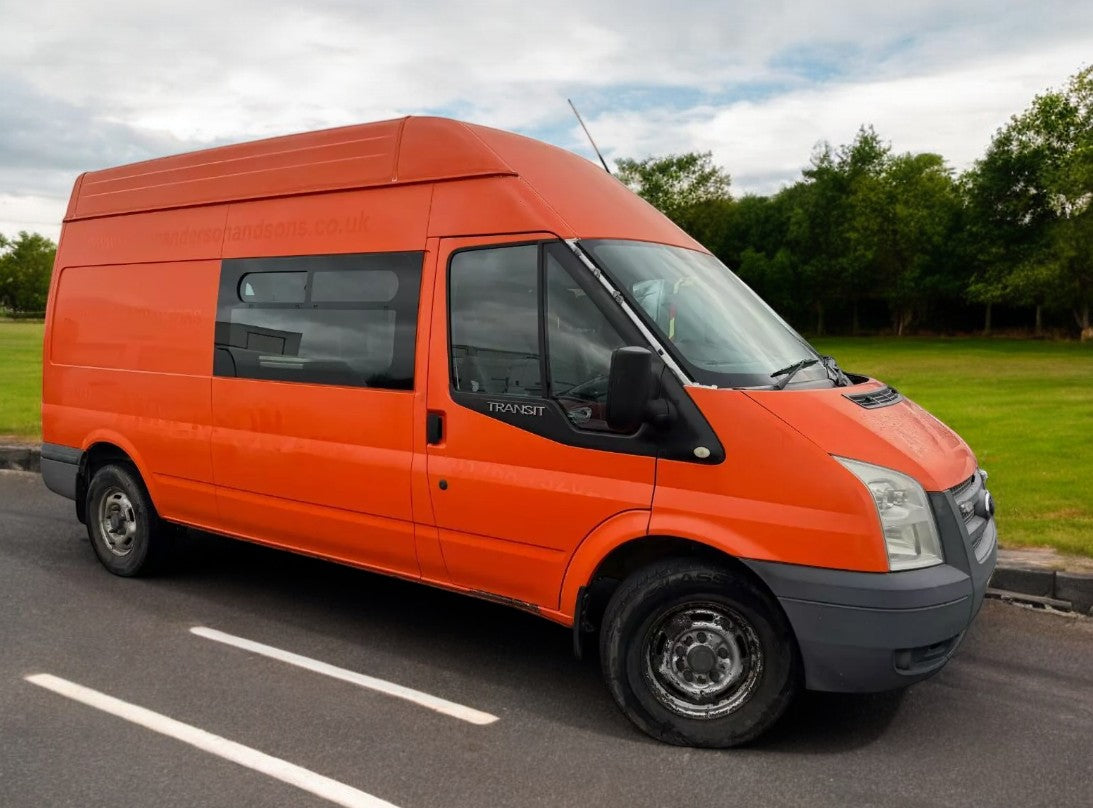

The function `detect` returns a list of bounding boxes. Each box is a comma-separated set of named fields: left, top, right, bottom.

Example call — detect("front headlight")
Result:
left=835, top=457, right=943, bottom=571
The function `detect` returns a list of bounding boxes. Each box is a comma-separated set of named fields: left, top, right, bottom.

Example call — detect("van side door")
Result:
left=423, top=236, right=656, bottom=609
left=209, top=250, right=423, bottom=576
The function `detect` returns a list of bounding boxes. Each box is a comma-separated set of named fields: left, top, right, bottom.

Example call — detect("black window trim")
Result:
left=215, top=250, right=424, bottom=392
left=444, top=238, right=726, bottom=464
left=445, top=239, right=646, bottom=404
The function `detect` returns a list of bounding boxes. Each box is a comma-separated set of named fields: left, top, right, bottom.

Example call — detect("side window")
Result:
left=448, top=241, right=631, bottom=432
left=449, top=244, right=542, bottom=396
left=545, top=252, right=627, bottom=430
left=215, top=252, right=422, bottom=390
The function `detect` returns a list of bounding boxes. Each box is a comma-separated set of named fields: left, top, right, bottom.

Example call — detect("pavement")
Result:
left=1, top=468, right=1092, bottom=808
left=5, top=440, right=1092, bottom=614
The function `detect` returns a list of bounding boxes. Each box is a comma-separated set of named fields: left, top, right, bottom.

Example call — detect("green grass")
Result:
left=0, top=321, right=43, bottom=440
left=1, top=322, right=1089, bottom=555
left=814, top=338, right=1093, bottom=558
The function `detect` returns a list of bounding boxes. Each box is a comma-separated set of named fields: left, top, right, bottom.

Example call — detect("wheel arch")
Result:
left=562, top=520, right=788, bottom=659
left=75, top=435, right=155, bottom=524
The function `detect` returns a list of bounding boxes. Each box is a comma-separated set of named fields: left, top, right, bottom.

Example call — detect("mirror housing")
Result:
left=606, top=346, right=661, bottom=432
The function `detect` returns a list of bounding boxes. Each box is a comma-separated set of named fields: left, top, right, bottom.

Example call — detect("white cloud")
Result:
left=0, top=195, right=71, bottom=241
left=589, top=38, right=1093, bottom=194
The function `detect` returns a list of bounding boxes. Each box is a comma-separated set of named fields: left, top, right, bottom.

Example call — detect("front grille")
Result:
left=950, top=471, right=992, bottom=560
left=951, top=474, right=977, bottom=502
left=844, top=386, right=902, bottom=409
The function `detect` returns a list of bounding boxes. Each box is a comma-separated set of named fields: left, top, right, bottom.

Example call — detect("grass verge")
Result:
left=0, top=321, right=43, bottom=440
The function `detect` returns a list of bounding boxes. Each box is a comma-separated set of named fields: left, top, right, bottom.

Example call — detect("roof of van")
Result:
left=66, top=116, right=595, bottom=221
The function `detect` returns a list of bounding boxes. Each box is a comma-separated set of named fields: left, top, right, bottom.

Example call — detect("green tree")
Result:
left=791, top=126, right=890, bottom=334
left=0, top=231, right=56, bottom=314
left=615, top=151, right=732, bottom=227
left=861, top=153, right=962, bottom=335
left=965, top=64, right=1093, bottom=335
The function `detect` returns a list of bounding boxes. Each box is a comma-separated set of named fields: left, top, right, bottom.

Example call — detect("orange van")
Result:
left=41, top=116, right=997, bottom=747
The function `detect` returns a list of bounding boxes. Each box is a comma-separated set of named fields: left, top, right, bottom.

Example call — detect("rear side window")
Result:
left=215, top=252, right=422, bottom=390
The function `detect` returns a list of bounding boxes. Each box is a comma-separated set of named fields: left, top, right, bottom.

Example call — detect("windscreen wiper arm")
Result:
left=819, top=354, right=851, bottom=387
left=770, top=358, right=819, bottom=390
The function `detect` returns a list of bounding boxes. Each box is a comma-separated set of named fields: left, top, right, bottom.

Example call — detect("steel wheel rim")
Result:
left=642, top=600, right=763, bottom=720
left=97, top=488, right=138, bottom=557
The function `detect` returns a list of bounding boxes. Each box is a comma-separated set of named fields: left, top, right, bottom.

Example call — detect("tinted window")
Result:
left=239, top=271, right=306, bottom=303
left=449, top=244, right=542, bottom=396
left=545, top=253, right=626, bottom=430
left=312, top=269, right=398, bottom=303
left=215, top=252, right=422, bottom=390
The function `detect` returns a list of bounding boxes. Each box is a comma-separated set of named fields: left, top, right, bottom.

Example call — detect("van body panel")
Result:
left=221, top=185, right=432, bottom=259
left=211, top=481, right=418, bottom=577
left=747, top=383, right=976, bottom=491
left=651, top=388, right=889, bottom=572
left=46, top=260, right=219, bottom=525
left=58, top=207, right=228, bottom=267
left=209, top=380, right=419, bottom=574
left=427, top=178, right=571, bottom=240
left=557, top=509, right=655, bottom=614
left=72, top=118, right=406, bottom=219
left=395, top=117, right=515, bottom=183
left=50, top=262, right=219, bottom=375
left=423, top=235, right=656, bottom=608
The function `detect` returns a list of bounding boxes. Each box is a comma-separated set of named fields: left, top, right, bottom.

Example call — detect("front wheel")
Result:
left=600, top=559, right=800, bottom=747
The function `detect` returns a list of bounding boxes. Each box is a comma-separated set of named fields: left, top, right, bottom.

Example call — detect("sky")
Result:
left=1, top=0, right=1091, bottom=241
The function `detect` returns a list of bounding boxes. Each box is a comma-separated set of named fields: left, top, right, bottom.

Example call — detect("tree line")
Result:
left=616, top=65, right=1092, bottom=338
left=0, top=232, right=55, bottom=317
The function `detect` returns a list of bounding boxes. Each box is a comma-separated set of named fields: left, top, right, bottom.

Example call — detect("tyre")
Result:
left=85, top=463, right=170, bottom=576
left=600, top=558, right=800, bottom=747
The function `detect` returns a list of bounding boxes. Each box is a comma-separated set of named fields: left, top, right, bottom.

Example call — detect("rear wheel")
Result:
left=85, top=463, right=171, bottom=576
left=600, top=559, right=800, bottom=747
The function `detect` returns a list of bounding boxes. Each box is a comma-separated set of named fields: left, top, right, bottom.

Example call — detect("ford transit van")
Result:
left=41, top=116, right=997, bottom=747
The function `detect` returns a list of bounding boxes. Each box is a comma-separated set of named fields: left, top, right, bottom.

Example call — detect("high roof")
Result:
left=66, top=117, right=522, bottom=221
left=64, top=116, right=700, bottom=250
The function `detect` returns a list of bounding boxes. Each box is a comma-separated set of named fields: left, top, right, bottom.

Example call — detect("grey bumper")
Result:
left=744, top=475, right=998, bottom=692
left=41, top=443, right=82, bottom=501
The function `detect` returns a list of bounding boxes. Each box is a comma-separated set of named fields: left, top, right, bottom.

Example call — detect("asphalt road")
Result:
left=2, top=469, right=1091, bottom=808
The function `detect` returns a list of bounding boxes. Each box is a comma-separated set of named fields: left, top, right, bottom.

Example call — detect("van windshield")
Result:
left=579, top=239, right=829, bottom=388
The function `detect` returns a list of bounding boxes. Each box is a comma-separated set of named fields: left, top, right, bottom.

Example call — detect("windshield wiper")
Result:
left=770, top=358, right=819, bottom=390
left=819, top=354, right=851, bottom=387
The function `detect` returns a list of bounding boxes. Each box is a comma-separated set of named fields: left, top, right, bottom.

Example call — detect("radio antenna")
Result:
left=567, top=99, right=611, bottom=174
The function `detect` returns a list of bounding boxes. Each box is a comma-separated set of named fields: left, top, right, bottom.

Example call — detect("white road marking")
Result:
left=190, top=626, right=499, bottom=726
left=24, top=673, right=400, bottom=808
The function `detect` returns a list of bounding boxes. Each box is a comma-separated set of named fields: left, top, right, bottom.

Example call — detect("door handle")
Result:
left=426, top=411, right=444, bottom=445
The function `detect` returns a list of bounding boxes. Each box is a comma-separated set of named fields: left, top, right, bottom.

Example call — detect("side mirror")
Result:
left=606, top=347, right=658, bottom=432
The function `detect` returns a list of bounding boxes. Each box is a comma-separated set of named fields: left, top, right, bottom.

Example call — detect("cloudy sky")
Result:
left=2, top=1, right=1091, bottom=240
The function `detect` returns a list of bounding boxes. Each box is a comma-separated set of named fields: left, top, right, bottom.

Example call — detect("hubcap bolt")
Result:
left=717, top=647, right=729, bottom=659
left=697, top=632, right=707, bottom=643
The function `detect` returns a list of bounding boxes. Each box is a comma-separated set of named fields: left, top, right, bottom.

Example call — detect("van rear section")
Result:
left=42, top=116, right=996, bottom=748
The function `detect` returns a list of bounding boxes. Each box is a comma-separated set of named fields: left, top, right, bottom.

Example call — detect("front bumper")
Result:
left=744, top=474, right=997, bottom=692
